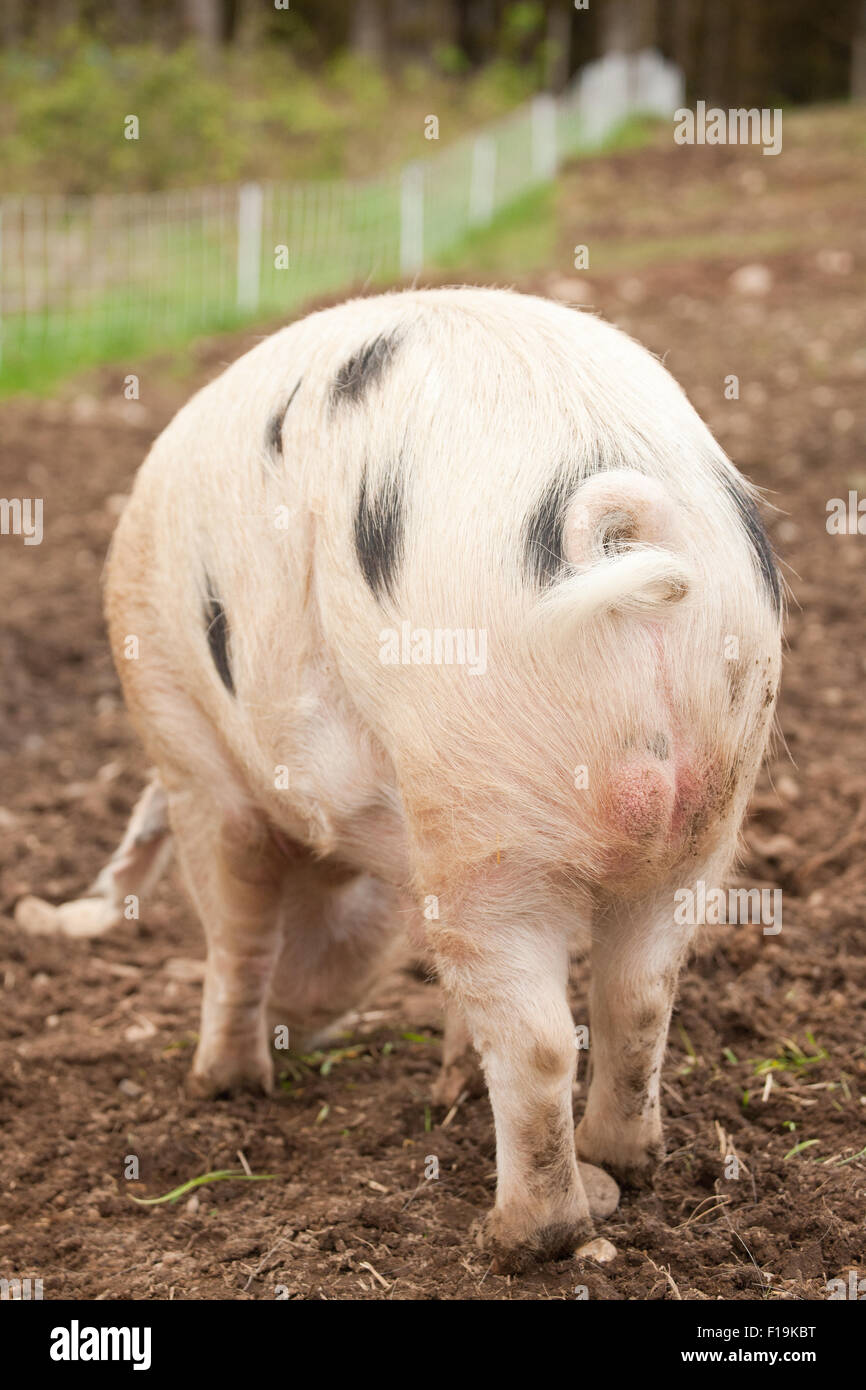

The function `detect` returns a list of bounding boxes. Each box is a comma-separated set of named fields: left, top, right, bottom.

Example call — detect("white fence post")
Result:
left=399, top=162, right=424, bottom=276
left=236, top=182, right=264, bottom=314
left=468, top=135, right=497, bottom=226
left=531, top=92, right=558, bottom=181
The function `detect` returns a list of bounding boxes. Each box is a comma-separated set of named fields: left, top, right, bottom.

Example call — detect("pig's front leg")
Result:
left=430, top=875, right=592, bottom=1273
left=168, top=793, right=287, bottom=1097
left=575, top=889, right=692, bottom=1185
left=431, top=1000, right=482, bottom=1109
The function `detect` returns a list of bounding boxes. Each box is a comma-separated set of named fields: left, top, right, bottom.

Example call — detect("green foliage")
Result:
left=0, top=29, right=545, bottom=196
left=500, top=3, right=546, bottom=51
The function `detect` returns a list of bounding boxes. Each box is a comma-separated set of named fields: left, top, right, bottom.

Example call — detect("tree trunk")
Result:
left=545, top=0, right=572, bottom=90
left=350, top=0, right=387, bottom=61
left=1, top=0, right=22, bottom=46
left=601, top=0, right=657, bottom=55
left=700, top=0, right=731, bottom=106
left=670, top=0, right=692, bottom=74
left=852, top=0, right=866, bottom=100
left=184, top=0, right=222, bottom=47
left=114, top=0, right=142, bottom=40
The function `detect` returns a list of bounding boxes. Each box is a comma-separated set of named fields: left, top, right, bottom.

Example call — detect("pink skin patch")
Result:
left=600, top=623, right=720, bottom=864
left=606, top=760, right=676, bottom=839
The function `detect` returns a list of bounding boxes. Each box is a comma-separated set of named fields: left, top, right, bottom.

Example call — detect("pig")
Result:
left=36, top=287, right=782, bottom=1272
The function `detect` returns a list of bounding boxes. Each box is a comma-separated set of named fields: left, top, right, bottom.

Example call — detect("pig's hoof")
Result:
left=575, top=1236, right=618, bottom=1265
left=577, top=1161, right=620, bottom=1220
left=431, top=1059, right=483, bottom=1109
left=575, top=1124, right=662, bottom=1189
left=15, top=894, right=121, bottom=938
left=188, top=1053, right=274, bottom=1099
left=476, top=1211, right=594, bottom=1275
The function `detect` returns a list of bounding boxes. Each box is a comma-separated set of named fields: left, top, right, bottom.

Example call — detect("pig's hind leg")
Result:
left=429, top=872, right=593, bottom=1273
left=575, top=885, right=696, bottom=1186
left=431, top=1002, right=483, bottom=1109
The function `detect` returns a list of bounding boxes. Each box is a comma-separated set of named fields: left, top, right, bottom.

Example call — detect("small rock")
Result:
left=738, top=168, right=766, bottom=195
left=547, top=275, right=593, bottom=303
left=118, top=1079, right=144, bottom=1099
left=747, top=830, right=797, bottom=858
left=729, top=264, right=772, bottom=297
left=816, top=249, right=852, bottom=276
left=124, top=1018, right=157, bottom=1043
left=577, top=1162, right=620, bottom=1220
left=576, top=1236, right=617, bottom=1264
left=71, top=394, right=100, bottom=421
left=618, top=276, right=645, bottom=304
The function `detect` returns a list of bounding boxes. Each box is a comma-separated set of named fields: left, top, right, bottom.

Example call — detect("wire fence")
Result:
left=0, top=49, right=683, bottom=387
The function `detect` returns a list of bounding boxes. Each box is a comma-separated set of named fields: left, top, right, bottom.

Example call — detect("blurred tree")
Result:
left=1, top=0, right=22, bottom=45
left=545, top=0, right=572, bottom=90
left=350, top=0, right=388, bottom=59
left=853, top=0, right=866, bottom=97
left=600, top=0, right=657, bottom=53
left=0, top=0, right=862, bottom=112
left=184, top=0, right=220, bottom=47
left=114, top=0, right=142, bottom=40
left=183, top=0, right=238, bottom=46
left=700, top=0, right=731, bottom=106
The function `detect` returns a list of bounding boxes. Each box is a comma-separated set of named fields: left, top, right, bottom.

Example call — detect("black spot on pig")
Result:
left=718, top=469, right=781, bottom=615
left=266, top=378, right=302, bottom=456
left=646, top=732, right=670, bottom=760
left=332, top=333, right=400, bottom=408
left=353, top=465, right=405, bottom=601
left=524, top=473, right=570, bottom=587
left=204, top=584, right=234, bottom=694
left=524, top=452, right=620, bottom=587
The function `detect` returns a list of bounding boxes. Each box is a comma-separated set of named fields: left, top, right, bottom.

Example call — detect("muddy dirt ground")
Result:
left=1, top=117, right=865, bottom=1300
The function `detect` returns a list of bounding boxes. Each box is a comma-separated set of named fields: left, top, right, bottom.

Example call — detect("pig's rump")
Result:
left=107, top=287, right=778, bottom=905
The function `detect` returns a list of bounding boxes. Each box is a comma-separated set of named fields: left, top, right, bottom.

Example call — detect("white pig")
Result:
left=36, top=288, right=782, bottom=1271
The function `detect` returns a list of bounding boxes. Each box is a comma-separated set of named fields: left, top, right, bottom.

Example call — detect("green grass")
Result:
left=432, top=182, right=555, bottom=276
left=129, top=1169, right=277, bottom=1205
left=751, top=1034, right=829, bottom=1078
